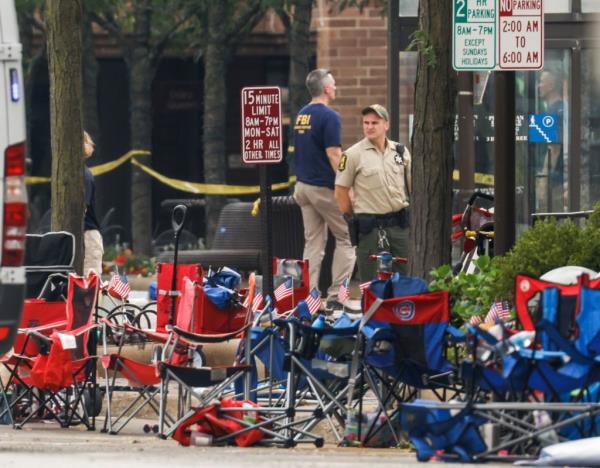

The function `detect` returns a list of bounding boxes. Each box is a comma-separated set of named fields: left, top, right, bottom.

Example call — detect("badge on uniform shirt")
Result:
left=338, top=153, right=347, bottom=172
left=394, top=153, right=404, bottom=165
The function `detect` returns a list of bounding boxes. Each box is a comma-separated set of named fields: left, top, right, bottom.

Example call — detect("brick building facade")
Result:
left=314, top=5, right=389, bottom=149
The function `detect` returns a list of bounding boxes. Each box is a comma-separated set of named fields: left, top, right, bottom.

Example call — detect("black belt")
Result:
left=356, top=209, right=409, bottom=232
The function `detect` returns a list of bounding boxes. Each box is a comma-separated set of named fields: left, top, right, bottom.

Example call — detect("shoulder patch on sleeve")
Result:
left=338, top=153, right=348, bottom=172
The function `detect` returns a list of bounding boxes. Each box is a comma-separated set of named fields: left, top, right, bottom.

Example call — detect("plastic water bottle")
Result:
left=377, top=251, right=393, bottom=273
left=242, top=402, right=256, bottom=425
left=190, top=431, right=213, bottom=446
left=312, top=314, right=326, bottom=329
left=344, top=410, right=359, bottom=443
left=533, top=410, right=559, bottom=446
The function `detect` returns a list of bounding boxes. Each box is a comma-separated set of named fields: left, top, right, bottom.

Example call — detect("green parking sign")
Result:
left=453, top=0, right=496, bottom=70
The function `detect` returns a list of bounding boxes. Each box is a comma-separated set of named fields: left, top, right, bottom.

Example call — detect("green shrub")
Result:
left=569, top=202, right=600, bottom=271
left=429, top=256, right=501, bottom=326
left=492, top=202, right=600, bottom=300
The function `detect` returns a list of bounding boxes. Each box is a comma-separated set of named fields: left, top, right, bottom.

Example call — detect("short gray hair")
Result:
left=306, top=69, right=333, bottom=97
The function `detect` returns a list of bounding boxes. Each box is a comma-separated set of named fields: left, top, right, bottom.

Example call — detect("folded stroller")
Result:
left=24, top=232, right=75, bottom=300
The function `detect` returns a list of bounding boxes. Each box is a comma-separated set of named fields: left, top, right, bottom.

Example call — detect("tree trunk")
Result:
left=203, top=3, right=230, bottom=247
left=82, top=10, right=100, bottom=149
left=46, top=0, right=84, bottom=273
left=127, top=1, right=154, bottom=256
left=286, top=0, right=312, bottom=171
left=409, top=0, right=456, bottom=279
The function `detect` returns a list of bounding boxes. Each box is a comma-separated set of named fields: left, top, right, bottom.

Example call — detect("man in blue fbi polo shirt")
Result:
left=292, top=69, right=355, bottom=310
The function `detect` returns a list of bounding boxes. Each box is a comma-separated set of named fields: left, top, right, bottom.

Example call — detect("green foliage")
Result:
left=493, top=203, right=600, bottom=300
left=406, top=24, right=437, bottom=67
left=560, top=202, right=600, bottom=272
left=429, top=256, right=501, bottom=326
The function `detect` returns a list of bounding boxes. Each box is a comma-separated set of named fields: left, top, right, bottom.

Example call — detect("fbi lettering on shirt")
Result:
left=294, top=114, right=311, bottom=134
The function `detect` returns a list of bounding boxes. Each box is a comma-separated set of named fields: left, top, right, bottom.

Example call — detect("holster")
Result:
left=347, top=217, right=360, bottom=247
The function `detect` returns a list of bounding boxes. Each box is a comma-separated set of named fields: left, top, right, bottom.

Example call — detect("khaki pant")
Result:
left=84, top=229, right=104, bottom=276
left=294, top=181, right=356, bottom=301
left=356, top=225, right=408, bottom=282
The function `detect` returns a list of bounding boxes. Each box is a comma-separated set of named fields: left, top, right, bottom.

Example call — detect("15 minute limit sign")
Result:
left=241, top=86, right=282, bottom=164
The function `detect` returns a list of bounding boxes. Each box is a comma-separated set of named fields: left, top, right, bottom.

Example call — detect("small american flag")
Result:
left=338, top=278, right=350, bottom=303
left=359, top=280, right=371, bottom=295
left=252, top=292, right=264, bottom=312
left=274, top=278, right=293, bottom=302
left=304, top=288, right=322, bottom=315
left=242, top=290, right=252, bottom=309
left=485, top=300, right=511, bottom=324
left=469, top=315, right=483, bottom=326
left=107, top=274, right=130, bottom=301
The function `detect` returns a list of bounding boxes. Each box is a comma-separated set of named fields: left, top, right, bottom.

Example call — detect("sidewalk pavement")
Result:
left=0, top=420, right=507, bottom=468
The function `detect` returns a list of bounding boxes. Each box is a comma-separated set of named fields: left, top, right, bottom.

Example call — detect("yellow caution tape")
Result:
left=90, top=149, right=150, bottom=177
left=453, top=169, right=494, bottom=186
left=25, top=149, right=151, bottom=185
left=252, top=198, right=261, bottom=216
left=25, top=149, right=296, bottom=195
left=26, top=175, right=51, bottom=184
left=131, top=158, right=297, bottom=195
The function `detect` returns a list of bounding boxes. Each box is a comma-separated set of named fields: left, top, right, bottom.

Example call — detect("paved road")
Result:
left=0, top=421, right=512, bottom=468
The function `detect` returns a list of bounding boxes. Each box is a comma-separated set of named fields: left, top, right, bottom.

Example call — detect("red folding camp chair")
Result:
left=5, top=272, right=100, bottom=429
left=100, top=276, right=203, bottom=435
left=0, top=299, right=67, bottom=424
left=157, top=273, right=256, bottom=440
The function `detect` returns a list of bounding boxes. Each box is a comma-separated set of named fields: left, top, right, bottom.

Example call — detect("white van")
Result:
left=0, top=0, right=28, bottom=354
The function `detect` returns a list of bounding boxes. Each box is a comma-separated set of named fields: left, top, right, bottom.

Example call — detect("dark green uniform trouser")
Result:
left=356, top=225, right=408, bottom=282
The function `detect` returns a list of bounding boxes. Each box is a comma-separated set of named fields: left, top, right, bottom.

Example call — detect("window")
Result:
left=582, top=0, right=600, bottom=13
left=399, top=0, right=418, bottom=17
left=580, top=49, right=600, bottom=209
left=545, top=0, right=571, bottom=13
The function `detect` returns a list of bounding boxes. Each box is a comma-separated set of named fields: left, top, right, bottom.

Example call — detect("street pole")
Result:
left=457, top=72, right=475, bottom=206
left=494, top=71, right=516, bottom=255
left=387, top=0, right=400, bottom=142
left=259, top=165, right=274, bottom=298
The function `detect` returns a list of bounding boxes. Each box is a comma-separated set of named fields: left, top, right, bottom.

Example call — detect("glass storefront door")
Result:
left=581, top=48, right=600, bottom=210
left=528, top=49, right=571, bottom=214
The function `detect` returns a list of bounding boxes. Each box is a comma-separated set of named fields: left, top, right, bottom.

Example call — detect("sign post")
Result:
left=452, top=0, right=544, bottom=254
left=241, top=86, right=282, bottom=299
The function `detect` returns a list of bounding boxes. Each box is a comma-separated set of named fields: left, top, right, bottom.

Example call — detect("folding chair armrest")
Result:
left=122, top=322, right=170, bottom=343
left=466, top=324, right=501, bottom=346
left=172, top=324, right=250, bottom=344
left=518, top=348, right=569, bottom=363
left=63, top=322, right=99, bottom=337
left=446, top=325, right=466, bottom=343
left=536, top=320, right=591, bottom=364
left=101, top=317, right=124, bottom=331
left=18, top=319, right=68, bottom=335
left=23, top=329, right=52, bottom=344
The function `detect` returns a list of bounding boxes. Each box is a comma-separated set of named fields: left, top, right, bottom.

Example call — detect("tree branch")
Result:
left=89, top=11, right=128, bottom=53
left=223, top=1, right=265, bottom=47
left=149, top=8, right=198, bottom=66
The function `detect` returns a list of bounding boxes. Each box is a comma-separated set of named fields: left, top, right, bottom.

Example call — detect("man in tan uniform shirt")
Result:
left=335, top=104, right=411, bottom=281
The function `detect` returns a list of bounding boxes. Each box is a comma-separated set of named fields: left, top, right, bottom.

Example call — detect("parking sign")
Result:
left=241, top=87, right=282, bottom=164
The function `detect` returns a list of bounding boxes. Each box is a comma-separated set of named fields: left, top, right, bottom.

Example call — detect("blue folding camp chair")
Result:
left=346, top=274, right=466, bottom=447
